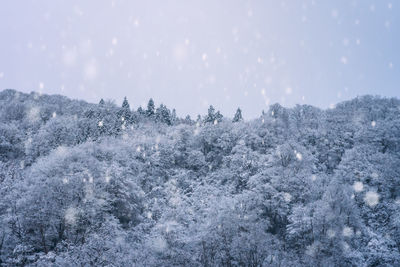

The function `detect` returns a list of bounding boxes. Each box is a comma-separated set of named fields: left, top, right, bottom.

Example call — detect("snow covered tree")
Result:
left=203, top=105, right=223, bottom=124
left=155, top=104, right=171, bottom=125
left=232, top=107, right=243, bottom=122
left=118, top=96, right=132, bottom=124
left=147, top=98, right=155, bottom=117
left=1, top=90, right=400, bottom=266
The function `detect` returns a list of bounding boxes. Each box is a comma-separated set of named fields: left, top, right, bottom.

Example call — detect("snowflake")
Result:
left=342, top=226, right=353, bottom=237
left=353, top=181, right=363, bottom=192
left=146, top=212, right=152, bottom=219
left=283, top=192, right=292, bottom=202
left=305, top=242, right=319, bottom=257
left=331, top=9, right=338, bottom=19
left=88, top=174, right=94, bottom=183
left=112, top=37, right=118, bottom=45
left=327, top=229, right=336, bottom=238
left=364, top=191, right=379, bottom=207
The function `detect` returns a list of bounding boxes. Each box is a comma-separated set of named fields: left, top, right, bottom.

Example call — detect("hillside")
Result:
left=0, top=89, right=400, bottom=266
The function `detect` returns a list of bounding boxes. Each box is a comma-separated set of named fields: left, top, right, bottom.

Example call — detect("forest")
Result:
left=0, top=89, right=399, bottom=266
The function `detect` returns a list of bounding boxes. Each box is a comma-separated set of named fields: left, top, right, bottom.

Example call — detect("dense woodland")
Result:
left=0, top=89, right=400, bottom=266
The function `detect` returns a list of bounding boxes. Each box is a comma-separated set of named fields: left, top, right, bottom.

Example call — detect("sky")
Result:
left=0, top=0, right=399, bottom=119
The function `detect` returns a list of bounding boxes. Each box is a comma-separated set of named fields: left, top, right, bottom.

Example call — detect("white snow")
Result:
left=342, top=226, right=353, bottom=237
left=364, top=191, right=379, bottom=207
left=353, top=181, right=364, bottom=192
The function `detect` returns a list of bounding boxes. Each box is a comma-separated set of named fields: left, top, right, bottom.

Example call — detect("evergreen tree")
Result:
left=171, top=108, right=177, bottom=125
left=155, top=104, right=171, bottom=125
left=184, top=115, right=192, bottom=125
left=147, top=98, right=155, bottom=117
left=118, top=97, right=132, bottom=124
left=137, top=106, right=145, bottom=115
left=215, top=111, right=223, bottom=123
left=196, top=115, right=202, bottom=124
left=233, top=108, right=243, bottom=122
left=203, top=105, right=223, bottom=124
left=203, top=105, right=216, bottom=124
left=99, top=98, right=105, bottom=105
left=122, top=97, right=130, bottom=110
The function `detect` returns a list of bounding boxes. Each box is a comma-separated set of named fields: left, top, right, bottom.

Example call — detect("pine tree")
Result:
left=233, top=107, right=243, bottom=122
left=196, top=115, right=202, bottom=123
left=215, top=111, right=223, bottom=123
left=118, top=97, right=132, bottom=124
left=203, top=105, right=223, bottom=124
left=171, top=109, right=177, bottom=125
left=122, top=97, right=130, bottom=110
left=184, top=115, right=192, bottom=125
left=147, top=98, right=155, bottom=117
left=155, top=104, right=171, bottom=125
left=203, top=105, right=216, bottom=124
left=99, top=98, right=105, bottom=105
left=137, top=106, right=145, bottom=115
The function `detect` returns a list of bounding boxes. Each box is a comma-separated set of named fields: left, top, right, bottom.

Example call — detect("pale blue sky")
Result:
left=0, top=0, right=399, bottom=118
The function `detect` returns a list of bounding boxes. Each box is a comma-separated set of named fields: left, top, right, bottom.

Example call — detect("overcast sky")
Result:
left=0, top=0, right=399, bottom=118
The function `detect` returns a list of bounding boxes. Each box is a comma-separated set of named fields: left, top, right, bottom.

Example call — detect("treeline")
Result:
left=0, top=89, right=400, bottom=266
left=0, top=89, right=242, bottom=168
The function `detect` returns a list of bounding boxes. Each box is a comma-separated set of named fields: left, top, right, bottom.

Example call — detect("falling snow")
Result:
left=353, top=181, right=364, bottom=192
left=0, top=1, right=399, bottom=266
left=364, top=191, right=380, bottom=207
